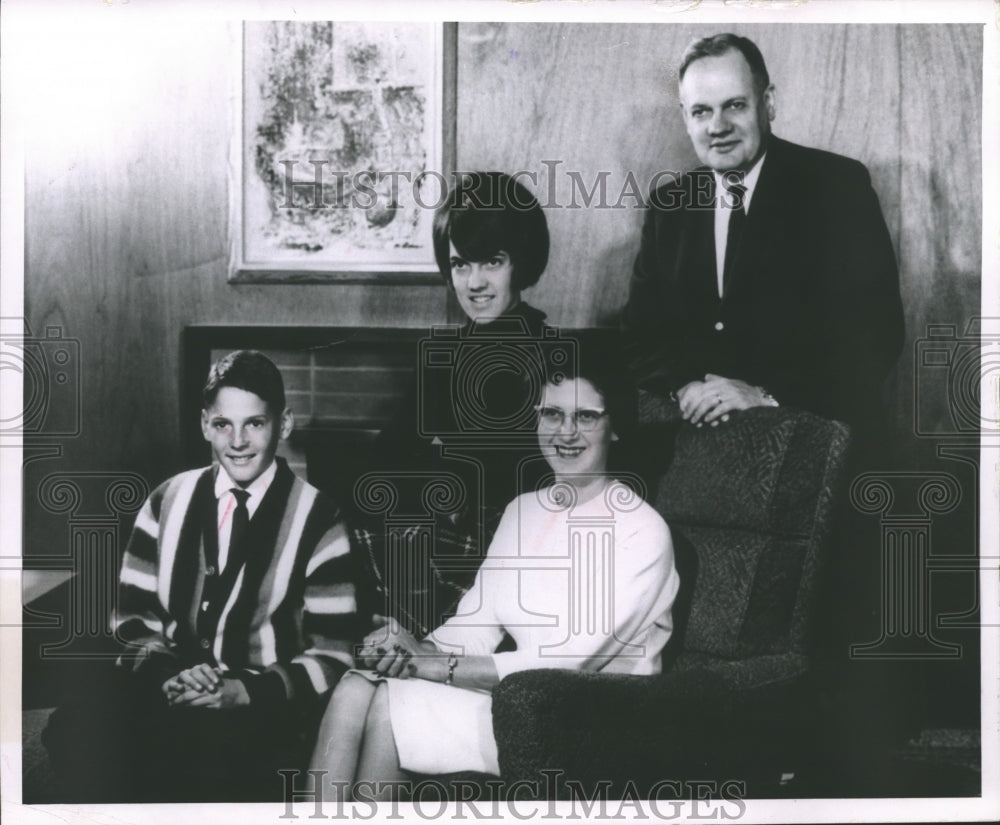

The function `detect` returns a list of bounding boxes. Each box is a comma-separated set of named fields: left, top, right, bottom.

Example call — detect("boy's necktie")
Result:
left=228, top=488, right=250, bottom=562
left=197, top=488, right=251, bottom=652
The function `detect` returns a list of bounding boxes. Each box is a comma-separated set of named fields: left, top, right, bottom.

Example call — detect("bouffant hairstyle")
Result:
left=432, top=171, right=549, bottom=291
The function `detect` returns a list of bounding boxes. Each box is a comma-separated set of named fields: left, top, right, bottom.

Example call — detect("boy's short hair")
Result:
left=432, top=171, right=550, bottom=291
left=202, top=350, right=286, bottom=413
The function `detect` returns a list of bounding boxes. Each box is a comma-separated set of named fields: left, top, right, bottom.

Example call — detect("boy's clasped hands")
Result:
left=162, top=663, right=250, bottom=709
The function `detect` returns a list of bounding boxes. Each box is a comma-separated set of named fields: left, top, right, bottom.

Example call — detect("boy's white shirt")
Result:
left=213, top=459, right=278, bottom=572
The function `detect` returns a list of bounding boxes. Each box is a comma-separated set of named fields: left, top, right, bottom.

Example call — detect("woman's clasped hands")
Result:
left=359, top=615, right=436, bottom=679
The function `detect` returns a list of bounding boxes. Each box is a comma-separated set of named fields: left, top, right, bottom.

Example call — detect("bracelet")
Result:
left=443, top=652, right=458, bottom=686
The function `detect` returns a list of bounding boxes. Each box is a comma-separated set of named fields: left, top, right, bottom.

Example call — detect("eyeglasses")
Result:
left=535, top=405, right=609, bottom=432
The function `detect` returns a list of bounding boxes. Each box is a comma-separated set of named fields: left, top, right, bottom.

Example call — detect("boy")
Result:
left=43, top=350, right=366, bottom=802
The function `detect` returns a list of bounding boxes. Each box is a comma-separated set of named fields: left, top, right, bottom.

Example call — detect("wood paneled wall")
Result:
left=23, top=21, right=448, bottom=501
left=23, top=22, right=982, bottom=543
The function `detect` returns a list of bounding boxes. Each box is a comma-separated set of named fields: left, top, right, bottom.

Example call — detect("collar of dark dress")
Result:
left=463, top=302, right=548, bottom=338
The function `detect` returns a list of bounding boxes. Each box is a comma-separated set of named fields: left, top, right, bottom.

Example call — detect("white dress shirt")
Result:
left=714, top=152, right=767, bottom=297
left=214, top=460, right=278, bottom=571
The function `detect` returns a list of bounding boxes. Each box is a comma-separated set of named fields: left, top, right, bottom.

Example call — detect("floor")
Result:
left=21, top=705, right=982, bottom=804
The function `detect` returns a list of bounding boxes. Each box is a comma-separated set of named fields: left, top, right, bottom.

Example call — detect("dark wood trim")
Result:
left=229, top=268, right=445, bottom=286
left=442, top=21, right=458, bottom=184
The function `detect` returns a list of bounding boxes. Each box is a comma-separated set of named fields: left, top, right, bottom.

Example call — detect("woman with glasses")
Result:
left=311, top=354, right=679, bottom=798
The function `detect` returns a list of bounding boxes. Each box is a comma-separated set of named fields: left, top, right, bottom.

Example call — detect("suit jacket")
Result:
left=621, top=136, right=904, bottom=439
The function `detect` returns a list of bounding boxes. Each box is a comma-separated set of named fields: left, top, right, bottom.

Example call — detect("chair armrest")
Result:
left=671, top=651, right=809, bottom=690
left=492, top=662, right=811, bottom=797
left=493, top=668, right=732, bottom=796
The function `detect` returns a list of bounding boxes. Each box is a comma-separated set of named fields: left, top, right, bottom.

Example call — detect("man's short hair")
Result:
left=203, top=350, right=286, bottom=413
left=432, top=171, right=550, bottom=291
left=678, top=33, right=771, bottom=94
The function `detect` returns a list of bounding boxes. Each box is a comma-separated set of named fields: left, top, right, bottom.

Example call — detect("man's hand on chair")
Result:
left=678, top=374, right=775, bottom=427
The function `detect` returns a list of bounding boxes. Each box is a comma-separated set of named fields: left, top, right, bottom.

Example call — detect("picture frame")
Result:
left=231, top=20, right=456, bottom=284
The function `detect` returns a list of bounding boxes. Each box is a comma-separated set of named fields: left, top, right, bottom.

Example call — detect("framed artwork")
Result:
left=232, top=21, right=456, bottom=283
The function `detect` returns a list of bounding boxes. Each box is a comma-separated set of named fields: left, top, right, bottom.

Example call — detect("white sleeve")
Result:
left=491, top=509, right=678, bottom=681
left=423, top=501, right=519, bottom=656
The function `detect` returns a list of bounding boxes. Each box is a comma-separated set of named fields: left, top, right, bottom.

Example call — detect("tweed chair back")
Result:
left=654, top=408, right=850, bottom=668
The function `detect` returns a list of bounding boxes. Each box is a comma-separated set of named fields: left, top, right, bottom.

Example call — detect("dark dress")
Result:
left=351, top=302, right=561, bottom=636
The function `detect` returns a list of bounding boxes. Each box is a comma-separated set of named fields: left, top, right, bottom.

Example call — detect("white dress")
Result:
left=384, top=481, right=679, bottom=775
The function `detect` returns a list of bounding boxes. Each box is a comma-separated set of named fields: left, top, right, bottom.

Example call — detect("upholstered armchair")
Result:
left=491, top=406, right=851, bottom=798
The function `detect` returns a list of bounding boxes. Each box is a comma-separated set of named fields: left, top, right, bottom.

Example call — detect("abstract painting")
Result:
left=233, top=21, right=450, bottom=282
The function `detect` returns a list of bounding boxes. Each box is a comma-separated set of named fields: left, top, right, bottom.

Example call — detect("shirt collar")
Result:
left=713, top=151, right=767, bottom=212
left=214, top=458, right=278, bottom=503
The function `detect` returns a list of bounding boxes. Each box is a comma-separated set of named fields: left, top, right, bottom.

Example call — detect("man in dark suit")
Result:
left=622, top=33, right=903, bottom=449
left=621, top=33, right=909, bottom=793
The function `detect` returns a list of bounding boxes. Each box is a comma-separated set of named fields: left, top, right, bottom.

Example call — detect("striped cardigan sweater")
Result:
left=114, top=458, right=364, bottom=710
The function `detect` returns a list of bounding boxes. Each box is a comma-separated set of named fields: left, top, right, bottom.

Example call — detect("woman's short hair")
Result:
left=432, top=171, right=550, bottom=291
left=202, top=350, right=286, bottom=414
left=541, top=335, right=637, bottom=444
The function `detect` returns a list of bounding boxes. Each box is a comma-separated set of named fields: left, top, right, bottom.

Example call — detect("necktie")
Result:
left=199, top=488, right=250, bottom=643
left=228, top=488, right=250, bottom=565
left=723, top=182, right=747, bottom=295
